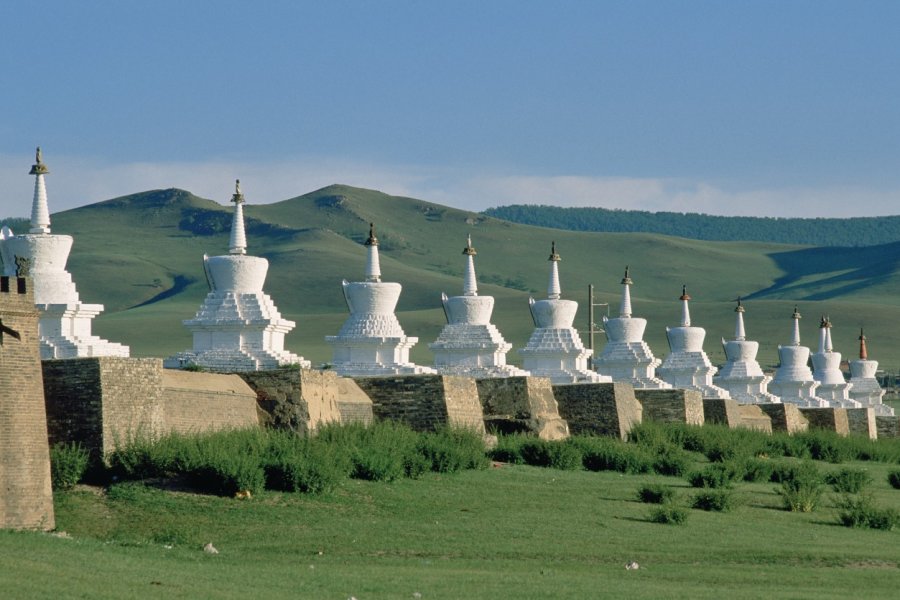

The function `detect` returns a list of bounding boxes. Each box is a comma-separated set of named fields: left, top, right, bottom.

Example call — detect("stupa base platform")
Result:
left=328, top=362, right=436, bottom=378
left=713, top=377, right=780, bottom=404
left=434, top=364, right=531, bottom=379
left=553, top=382, right=641, bottom=440
left=164, top=349, right=309, bottom=373
left=634, top=389, right=704, bottom=426
left=476, top=376, right=569, bottom=441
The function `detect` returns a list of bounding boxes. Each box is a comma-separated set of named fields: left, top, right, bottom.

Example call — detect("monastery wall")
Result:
left=875, top=416, right=900, bottom=438
left=736, top=404, right=773, bottom=433
left=552, top=382, right=640, bottom=440
left=0, top=276, right=55, bottom=530
left=476, top=376, right=569, bottom=440
left=701, top=398, right=744, bottom=428
left=757, top=404, right=809, bottom=434
left=160, top=370, right=259, bottom=435
left=634, top=389, right=705, bottom=426
left=845, top=407, right=877, bottom=439
left=239, top=368, right=346, bottom=434
left=799, top=407, right=850, bottom=436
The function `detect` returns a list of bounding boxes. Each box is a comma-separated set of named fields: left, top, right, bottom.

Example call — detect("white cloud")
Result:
left=1, top=154, right=898, bottom=219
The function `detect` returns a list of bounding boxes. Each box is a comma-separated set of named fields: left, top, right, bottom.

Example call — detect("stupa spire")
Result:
left=547, top=241, right=561, bottom=300
left=859, top=328, right=868, bottom=360
left=364, top=223, right=381, bottom=282
left=679, top=285, right=691, bottom=327
left=619, top=266, right=633, bottom=318
left=818, top=315, right=830, bottom=353
left=462, top=234, right=477, bottom=296
left=734, top=297, right=746, bottom=341
left=824, top=316, right=834, bottom=352
left=790, top=306, right=802, bottom=346
left=29, top=146, right=51, bottom=234
left=228, top=179, right=247, bottom=255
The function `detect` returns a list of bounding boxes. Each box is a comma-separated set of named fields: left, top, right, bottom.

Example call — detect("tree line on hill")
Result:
left=482, top=205, right=900, bottom=247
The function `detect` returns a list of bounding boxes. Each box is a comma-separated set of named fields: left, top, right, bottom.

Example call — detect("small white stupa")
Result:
left=768, top=307, right=828, bottom=407
left=325, top=223, right=435, bottom=377
left=165, top=180, right=308, bottom=372
left=811, top=317, right=859, bottom=408
left=713, top=298, right=779, bottom=403
left=848, top=329, right=893, bottom=415
left=518, top=242, right=609, bottom=385
left=430, top=236, right=529, bottom=378
left=593, top=267, right=670, bottom=389
left=0, top=147, right=129, bottom=359
left=657, top=286, right=730, bottom=399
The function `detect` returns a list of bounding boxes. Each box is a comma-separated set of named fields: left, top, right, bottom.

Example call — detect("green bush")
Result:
left=688, top=463, right=741, bottom=489
left=519, top=439, right=583, bottom=471
left=263, top=435, right=348, bottom=494
left=796, top=431, right=850, bottom=464
left=888, top=470, right=900, bottom=490
left=189, top=453, right=266, bottom=496
left=648, top=502, right=688, bottom=525
left=739, top=457, right=775, bottom=483
left=50, top=442, right=91, bottom=490
left=319, top=421, right=422, bottom=482
left=574, top=437, right=653, bottom=474
left=636, top=483, right=675, bottom=504
left=418, top=427, right=489, bottom=473
left=488, top=434, right=527, bottom=464
left=825, top=468, right=872, bottom=494
left=692, top=489, right=736, bottom=512
left=775, top=461, right=823, bottom=512
left=836, top=494, right=900, bottom=531
left=652, top=447, right=692, bottom=477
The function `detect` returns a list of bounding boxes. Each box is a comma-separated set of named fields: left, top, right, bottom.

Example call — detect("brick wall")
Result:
left=0, top=277, right=55, bottom=530
left=476, top=376, right=569, bottom=440
left=160, top=370, right=258, bottom=435
left=845, top=408, right=877, bottom=439
left=702, top=398, right=743, bottom=428
left=757, top=404, right=808, bottom=434
left=334, top=376, right=374, bottom=425
left=736, top=405, right=773, bottom=433
left=353, top=375, right=486, bottom=433
left=239, top=368, right=345, bottom=434
left=800, top=408, right=850, bottom=436
left=553, top=382, right=640, bottom=440
left=634, top=389, right=705, bottom=425
left=875, top=416, right=900, bottom=439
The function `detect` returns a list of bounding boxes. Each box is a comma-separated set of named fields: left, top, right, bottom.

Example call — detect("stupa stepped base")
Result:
left=658, top=352, right=730, bottom=399
left=164, top=348, right=309, bottom=373
left=186, top=293, right=295, bottom=329
left=329, top=362, right=436, bottom=378
left=431, top=324, right=527, bottom=378
left=593, top=342, right=671, bottom=389
left=848, top=379, right=891, bottom=414
left=523, top=366, right=609, bottom=386
left=41, top=335, right=130, bottom=360
left=434, top=364, right=531, bottom=378
left=713, top=377, right=780, bottom=404
left=815, top=384, right=862, bottom=408
left=765, top=381, right=828, bottom=408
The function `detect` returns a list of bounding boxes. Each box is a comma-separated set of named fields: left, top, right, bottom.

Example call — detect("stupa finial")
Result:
left=547, top=242, right=561, bottom=299
left=679, top=285, right=691, bottom=327
left=228, top=179, right=247, bottom=255
left=621, top=265, right=633, bottom=286
left=364, top=223, right=381, bottom=282
left=859, top=328, right=868, bottom=360
left=28, top=146, right=51, bottom=233
left=789, top=306, right=802, bottom=346
left=734, top=297, right=746, bottom=341
left=462, top=234, right=478, bottom=296
left=619, top=266, right=633, bottom=318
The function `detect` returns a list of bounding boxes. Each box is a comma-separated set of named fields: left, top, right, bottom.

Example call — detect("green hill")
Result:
left=27, top=184, right=900, bottom=373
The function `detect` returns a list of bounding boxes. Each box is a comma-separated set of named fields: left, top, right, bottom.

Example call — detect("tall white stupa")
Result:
left=325, top=223, right=435, bottom=377
left=593, top=267, right=670, bottom=389
left=0, top=147, right=129, bottom=359
left=811, top=317, right=859, bottom=408
left=848, top=329, right=893, bottom=415
left=518, top=242, right=609, bottom=385
left=165, top=180, right=308, bottom=372
left=430, top=236, right=529, bottom=378
left=656, top=286, right=730, bottom=399
left=768, top=307, right=828, bottom=407
left=713, top=298, right=779, bottom=403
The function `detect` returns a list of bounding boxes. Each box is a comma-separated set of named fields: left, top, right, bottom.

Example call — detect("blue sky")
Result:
left=2, top=1, right=900, bottom=217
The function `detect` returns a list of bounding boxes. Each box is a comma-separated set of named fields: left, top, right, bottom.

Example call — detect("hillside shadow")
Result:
left=745, top=242, right=900, bottom=301
left=130, top=275, right=197, bottom=309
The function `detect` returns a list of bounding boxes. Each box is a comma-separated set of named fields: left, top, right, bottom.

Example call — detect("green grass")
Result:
left=5, top=458, right=899, bottom=599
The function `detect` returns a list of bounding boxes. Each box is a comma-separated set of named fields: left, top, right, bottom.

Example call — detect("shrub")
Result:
left=740, top=457, right=775, bottom=483
left=636, top=483, right=675, bottom=504
left=652, top=447, right=692, bottom=477
left=775, top=461, right=823, bottom=512
left=263, top=437, right=348, bottom=495
left=888, top=470, right=900, bottom=490
left=189, top=452, right=266, bottom=496
left=319, top=421, right=422, bottom=482
left=825, top=468, right=872, bottom=494
left=488, top=434, right=527, bottom=464
left=688, top=463, right=741, bottom=489
left=418, top=427, right=489, bottom=473
left=836, top=494, right=900, bottom=531
left=648, top=502, right=688, bottom=525
left=574, top=437, right=653, bottom=474
left=519, top=439, right=583, bottom=471
left=692, top=489, right=736, bottom=512
left=50, top=442, right=90, bottom=490
left=796, top=431, right=850, bottom=464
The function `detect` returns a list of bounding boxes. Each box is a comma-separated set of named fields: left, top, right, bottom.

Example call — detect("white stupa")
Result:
left=848, top=329, right=893, bottom=415
left=429, top=236, right=529, bottom=378
left=593, top=267, right=670, bottom=389
left=0, top=147, right=129, bottom=359
left=656, top=286, right=730, bottom=399
left=164, top=180, right=308, bottom=372
left=518, top=242, right=610, bottom=385
left=811, top=317, right=860, bottom=408
left=325, top=223, right=435, bottom=377
left=713, top=298, right=779, bottom=403
left=768, top=307, right=829, bottom=407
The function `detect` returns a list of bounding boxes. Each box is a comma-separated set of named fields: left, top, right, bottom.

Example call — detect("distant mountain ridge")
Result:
left=481, top=205, right=900, bottom=247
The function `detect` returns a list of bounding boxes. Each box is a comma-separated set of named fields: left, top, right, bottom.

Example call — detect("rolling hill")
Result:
left=12, top=184, right=900, bottom=374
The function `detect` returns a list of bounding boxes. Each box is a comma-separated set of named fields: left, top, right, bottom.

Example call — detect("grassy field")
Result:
left=5, top=455, right=900, bottom=598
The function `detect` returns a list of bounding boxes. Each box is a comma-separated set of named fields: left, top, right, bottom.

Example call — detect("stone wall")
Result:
left=476, top=377, right=569, bottom=440
left=757, top=404, right=808, bottom=434
left=334, top=376, right=375, bottom=425
left=702, top=398, right=743, bottom=428
left=876, top=416, right=900, bottom=439
left=0, top=276, right=55, bottom=530
left=353, top=375, right=485, bottom=433
left=634, top=389, right=704, bottom=426
left=43, top=358, right=258, bottom=455
left=553, top=382, right=640, bottom=440
left=239, top=369, right=345, bottom=434
left=736, top=405, right=773, bottom=434
left=799, top=408, right=850, bottom=436
left=845, top=407, right=877, bottom=440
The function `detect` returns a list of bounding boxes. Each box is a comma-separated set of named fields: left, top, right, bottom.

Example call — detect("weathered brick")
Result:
left=634, top=389, right=705, bottom=425
left=552, top=382, right=639, bottom=440
left=476, top=377, right=569, bottom=440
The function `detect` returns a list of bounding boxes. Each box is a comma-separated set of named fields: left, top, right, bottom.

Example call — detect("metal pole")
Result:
left=588, top=284, right=594, bottom=370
